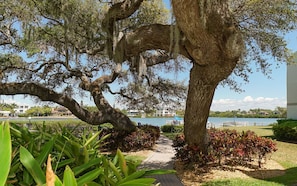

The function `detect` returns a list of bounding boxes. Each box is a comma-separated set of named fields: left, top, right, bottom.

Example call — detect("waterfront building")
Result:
left=287, top=62, right=297, bottom=119
left=13, top=104, right=30, bottom=115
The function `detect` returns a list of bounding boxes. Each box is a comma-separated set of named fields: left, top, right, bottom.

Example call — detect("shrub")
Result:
left=100, top=125, right=160, bottom=152
left=173, top=128, right=277, bottom=168
left=161, top=124, right=184, bottom=133
left=273, top=125, right=297, bottom=142
left=273, top=120, right=297, bottom=142
left=276, top=119, right=297, bottom=125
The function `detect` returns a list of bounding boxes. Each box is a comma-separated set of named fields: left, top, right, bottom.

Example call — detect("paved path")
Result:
left=139, top=135, right=184, bottom=186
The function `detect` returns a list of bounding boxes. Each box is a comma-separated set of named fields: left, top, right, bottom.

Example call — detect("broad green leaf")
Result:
left=63, top=166, right=78, bottom=186
left=82, top=182, right=101, bottom=186
left=36, top=137, right=55, bottom=166
left=109, top=160, right=122, bottom=182
left=77, top=168, right=103, bottom=186
left=84, top=131, right=100, bottom=147
left=116, top=149, right=128, bottom=177
left=144, top=169, right=176, bottom=176
left=116, top=178, right=155, bottom=186
left=117, top=170, right=146, bottom=184
left=73, top=158, right=102, bottom=176
left=54, top=175, right=63, bottom=186
left=57, top=158, right=76, bottom=169
left=0, top=121, right=12, bottom=186
left=10, top=125, right=22, bottom=138
left=20, top=146, right=46, bottom=185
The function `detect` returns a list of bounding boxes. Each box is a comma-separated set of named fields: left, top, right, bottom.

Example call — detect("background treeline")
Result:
left=209, top=107, right=286, bottom=118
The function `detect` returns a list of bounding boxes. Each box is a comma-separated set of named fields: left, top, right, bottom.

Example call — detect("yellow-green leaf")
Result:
left=0, top=121, right=12, bottom=186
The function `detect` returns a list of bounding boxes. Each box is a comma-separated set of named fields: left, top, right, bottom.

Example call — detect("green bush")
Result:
left=161, top=125, right=184, bottom=133
left=273, top=125, right=297, bottom=142
left=276, top=119, right=297, bottom=126
left=273, top=120, right=297, bottom=142
left=100, top=125, right=160, bottom=152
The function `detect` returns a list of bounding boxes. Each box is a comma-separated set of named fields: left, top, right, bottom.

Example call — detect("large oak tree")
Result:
left=1, top=0, right=296, bottom=149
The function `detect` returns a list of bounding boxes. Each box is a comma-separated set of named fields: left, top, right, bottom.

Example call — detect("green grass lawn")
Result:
left=164, top=126, right=297, bottom=186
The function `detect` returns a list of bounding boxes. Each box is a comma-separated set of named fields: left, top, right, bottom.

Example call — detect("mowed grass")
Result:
left=203, top=126, right=297, bottom=186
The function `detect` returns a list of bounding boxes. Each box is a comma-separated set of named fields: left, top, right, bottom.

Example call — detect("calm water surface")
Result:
left=131, top=117, right=279, bottom=127
left=1, top=116, right=279, bottom=127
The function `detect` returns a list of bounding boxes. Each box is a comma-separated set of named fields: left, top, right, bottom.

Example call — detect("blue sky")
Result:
left=1, top=1, right=297, bottom=112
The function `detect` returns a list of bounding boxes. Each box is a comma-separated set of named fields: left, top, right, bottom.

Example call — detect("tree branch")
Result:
left=0, top=82, right=135, bottom=131
left=0, top=83, right=103, bottom=124
left=102, top=0, right=144, bottom=58
left=114, top=24, right=190, bottom=64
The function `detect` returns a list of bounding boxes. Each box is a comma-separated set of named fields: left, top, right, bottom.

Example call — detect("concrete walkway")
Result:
left=139, top=135, right=184, bottom=186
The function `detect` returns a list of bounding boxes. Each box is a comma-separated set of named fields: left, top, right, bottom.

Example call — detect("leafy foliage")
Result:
left=173, top=128, right=277, bottom=168
left=272, top=119, right=297, bottom=142
left=0, top=122, right=11, bottom=186
left=5, top=122, right=168, bottom=185
left=161, top=124, right=184, bottom=133
left=100, top=125, right=160, bottom=152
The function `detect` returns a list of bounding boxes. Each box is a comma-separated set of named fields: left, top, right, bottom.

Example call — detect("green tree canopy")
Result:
left=0, top=0, right=296, bottom=148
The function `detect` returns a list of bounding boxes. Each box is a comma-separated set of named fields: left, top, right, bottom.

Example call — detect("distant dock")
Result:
left=222, top=121, right=249, bottom=127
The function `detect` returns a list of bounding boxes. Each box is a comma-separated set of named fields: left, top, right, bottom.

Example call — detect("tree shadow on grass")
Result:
left=266, top=166, right=297, bottom=185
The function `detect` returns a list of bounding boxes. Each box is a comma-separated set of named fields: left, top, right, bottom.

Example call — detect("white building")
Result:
left=14, top=104, right=30, bottom=115
left=127, top=110, right=145, bottom=117
left=0, top=111, right=11, bottom=117
left=155, top=106, right=176, bottom=117
left=287, top=62, right=297, bottom=119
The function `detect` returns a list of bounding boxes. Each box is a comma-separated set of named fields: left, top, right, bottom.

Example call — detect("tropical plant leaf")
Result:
left=0, top=121, right=12, bottom=186
left=36, top=137, right=56, bottom=166
left=116, top=178, right=155, bottom=186
left=144, top=169, right=176, bottom=176
left=63, top=166, right=78, bottom=186
left=56, top=158, right=76, bottom=169
left=82, top=182, right=101, bottom=186
left=116, top=149, right=128, bottom=177
left=108, top=160, right=122, bottom=182
left=20, top=146, right=46, bottom=185
left=117, top=170, right=146, bottom=184
left=46, top=154, right=56, bottom=186
left=72, top=158, right=102, bottom=176
left=77, top=168, right=103, bottom=186
left=84, top=131, right=101, bottom=147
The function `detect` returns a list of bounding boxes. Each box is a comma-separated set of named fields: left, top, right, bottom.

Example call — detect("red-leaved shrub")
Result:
left=173, top=128, right=277, bottom=168
left=100, top=125, right=160, bottom=152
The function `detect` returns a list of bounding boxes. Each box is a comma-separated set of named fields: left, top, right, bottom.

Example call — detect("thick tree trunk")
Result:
left=171, top=0, right=244, bottom=152
left=91, top=89, right=136, bottom=131
left=184, top=64, right=217, bottom=150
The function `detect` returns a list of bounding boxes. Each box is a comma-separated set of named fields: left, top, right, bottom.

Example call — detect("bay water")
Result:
left=131, top=117, right=279, bottom=127
left=1, top=116, right=279, bottom=128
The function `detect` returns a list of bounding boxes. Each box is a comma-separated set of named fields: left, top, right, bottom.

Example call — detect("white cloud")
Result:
left=243, top=96, right=253, bottom=102
left=211, top=96, right=286, bottom=111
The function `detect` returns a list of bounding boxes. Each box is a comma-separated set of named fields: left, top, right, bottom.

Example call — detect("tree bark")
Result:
left=184, top=64, right=217, bottom=149
left=0, top=83, right=136, bottom=131
left=172, top=0, right=244, bottom=151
